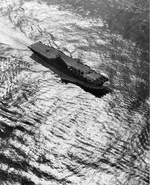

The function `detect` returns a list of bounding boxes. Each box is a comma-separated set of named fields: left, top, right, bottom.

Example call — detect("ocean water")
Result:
left=0, top=0, right=149, bottom=185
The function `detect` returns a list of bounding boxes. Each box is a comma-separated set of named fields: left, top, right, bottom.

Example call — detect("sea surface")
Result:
left=0, top=0, right=149, bottom=185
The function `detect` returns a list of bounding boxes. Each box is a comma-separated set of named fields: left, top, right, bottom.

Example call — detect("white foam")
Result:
left=0, top=16, right=33, bottom=49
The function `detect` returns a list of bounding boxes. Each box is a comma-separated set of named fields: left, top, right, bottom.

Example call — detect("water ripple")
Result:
left=0, top=0, right=149, bottom=185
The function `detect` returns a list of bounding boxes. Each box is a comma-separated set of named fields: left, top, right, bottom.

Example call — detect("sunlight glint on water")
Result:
left=0, top=0, right=149, bottom=185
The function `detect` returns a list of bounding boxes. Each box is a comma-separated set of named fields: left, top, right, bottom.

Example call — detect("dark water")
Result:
left=0, top=0, right=149, bottom=185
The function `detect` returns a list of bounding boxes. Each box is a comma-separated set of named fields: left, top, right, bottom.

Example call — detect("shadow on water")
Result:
left=30, top=53, right=111, bottom=98
left=61, top=79, right=112, bottom=98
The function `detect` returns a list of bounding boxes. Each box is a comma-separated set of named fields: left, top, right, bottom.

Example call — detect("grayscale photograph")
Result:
left=0, top=0, right=149, bottom=185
